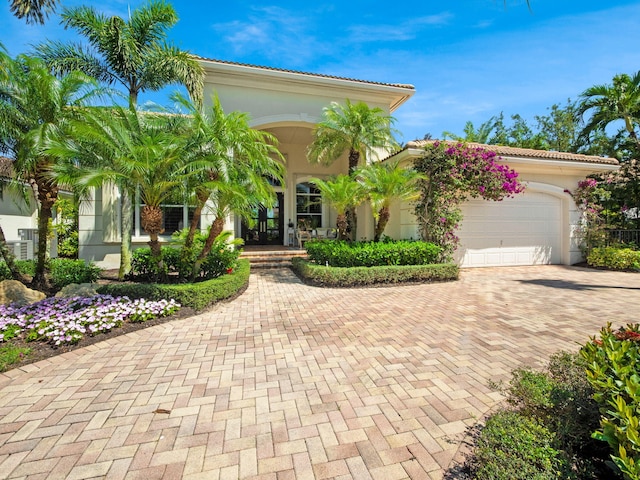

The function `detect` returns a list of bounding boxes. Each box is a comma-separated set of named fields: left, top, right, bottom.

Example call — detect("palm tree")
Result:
left=49, top=105, right=192, bottom=282
left=307, top=99, right=399, bottom=240
left=308, top=175, right=366, bottom=240
left=578, top=72, right=640, bottom=146
left=357, top=162, right=424, bottom=242
left=171, top=95, right=285, bottom=280
left=35, top=0, right=205, bottom=278
left=9, top=0, right=58, bottom=24
left=0, top=53, right=99, bottom=290
left=443, top=118, right=497, bottom=144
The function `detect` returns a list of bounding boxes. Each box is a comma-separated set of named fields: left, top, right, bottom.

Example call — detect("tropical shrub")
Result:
left=292, top=257, right=458, bottom=287
left=304, top=239, right=441, bottom=267
left=587, top=247, right=640, bottom=271
left=54, top=198, right=79, bottom=258
left=0, top=260, right=35, bottom=280
left=0, top=259, right=99, bottom=289
left=502, top=353, right=607, bottom=477
left=129, top=232, right=241, bottom=282
left=581, top=324, right=640, bottom=480
left=48, top=258, right=101, bottom=289
left=98, top=259, right=250, bottom=310
left=469, top=410, right=568, bottom=480
left=462, top=351, right=611, bottom=479
left=413, top=141, right=524, bottom=261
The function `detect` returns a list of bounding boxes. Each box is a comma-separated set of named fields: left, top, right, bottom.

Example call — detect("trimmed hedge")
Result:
left=97, top=259, right=250, bottom=311
left=305, top=239, right=442, bottom=267
left=291, top=257, right=458, bottom=287
left=587, top=247, right=640, bottom=271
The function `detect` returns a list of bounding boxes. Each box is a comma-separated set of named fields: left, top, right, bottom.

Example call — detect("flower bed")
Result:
left=0, top=295, right=180, bottom=346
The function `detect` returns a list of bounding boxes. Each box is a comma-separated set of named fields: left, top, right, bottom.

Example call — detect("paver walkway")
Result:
left=0, top=265, right=639, bottom=480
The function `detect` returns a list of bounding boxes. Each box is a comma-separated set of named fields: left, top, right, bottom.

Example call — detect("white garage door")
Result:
left=456, top=191, right=562, bottom=267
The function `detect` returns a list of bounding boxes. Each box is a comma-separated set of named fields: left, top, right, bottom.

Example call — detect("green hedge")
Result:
left=0, top=258, right=100, bottom=289
left=97, top=259, right=250, bottom=311
left=305, top=239, right=442, bottom=267
left=587, top=247, right=640, bottom=271
left=291, top=257, right=458, bottom=287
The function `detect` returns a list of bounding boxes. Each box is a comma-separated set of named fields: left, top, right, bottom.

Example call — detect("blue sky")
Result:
left=2, top=0, right=640, bottom=143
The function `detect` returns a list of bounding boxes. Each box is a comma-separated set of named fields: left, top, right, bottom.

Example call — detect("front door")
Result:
left=242, top=192, right=284, bottom=245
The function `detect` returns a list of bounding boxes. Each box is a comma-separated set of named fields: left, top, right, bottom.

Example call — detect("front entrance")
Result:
left=241, top=192, right=284, bottom=245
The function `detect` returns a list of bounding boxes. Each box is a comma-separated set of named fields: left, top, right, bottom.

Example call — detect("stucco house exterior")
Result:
left=77, top=58, right=619, bottom=268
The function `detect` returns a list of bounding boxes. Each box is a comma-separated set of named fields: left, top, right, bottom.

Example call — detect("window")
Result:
left=296, top=182, right=322, bottom=229
left=134, top=204, right=200, bottom=237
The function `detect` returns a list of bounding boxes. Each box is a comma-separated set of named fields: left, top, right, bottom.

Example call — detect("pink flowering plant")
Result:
left=565, top=178, right=609, bottom=254
left=413, top=141, right=524, bottom=261
left=0, top=295, right=180, bottom=346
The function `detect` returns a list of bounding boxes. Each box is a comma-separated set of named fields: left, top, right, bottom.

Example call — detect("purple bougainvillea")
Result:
left=414, top=141, right=525, bottom=260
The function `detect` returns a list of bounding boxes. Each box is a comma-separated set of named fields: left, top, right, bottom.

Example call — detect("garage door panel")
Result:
left=457, top=192, right=562, bottom=267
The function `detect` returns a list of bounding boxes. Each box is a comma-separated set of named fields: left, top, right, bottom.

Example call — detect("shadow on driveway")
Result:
left=518, top=279, right=640, bottom=291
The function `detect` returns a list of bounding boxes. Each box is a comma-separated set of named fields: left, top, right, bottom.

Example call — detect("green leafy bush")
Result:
left=130, top=246, right=176, bottom=281
left=291, top=257, right=458, bottom=287
left=581, top=324, right=640, bottom=480
left=502, top=353, right=607, bottom=477
left=129, top=233, right=241, bottom=282
left=470, top=410, right=568, bottom=480
left=98, top=259, right=250, bottom=310
left=48, top=258, right=101, bottom=289
left=587, top=247, right=640, bottom=271
left=305, top=239, right=442, bottom=267
left=0, top=259, right=97, bottom=289
left=0, top=259, right=35, bottom=280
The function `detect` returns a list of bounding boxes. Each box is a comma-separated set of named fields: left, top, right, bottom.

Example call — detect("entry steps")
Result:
left=240, top=249, right=307, bottom=269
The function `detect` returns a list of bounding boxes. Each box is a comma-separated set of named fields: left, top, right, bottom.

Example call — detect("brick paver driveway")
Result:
left=0, top=266, right=638, bottom=479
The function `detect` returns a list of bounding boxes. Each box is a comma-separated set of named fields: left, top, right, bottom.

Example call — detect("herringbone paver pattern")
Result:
left=0, top=265, right=638, bottom=479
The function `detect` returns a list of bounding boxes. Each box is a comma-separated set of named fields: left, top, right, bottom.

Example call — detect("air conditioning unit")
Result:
left=6, top=241, right=34, bottom=260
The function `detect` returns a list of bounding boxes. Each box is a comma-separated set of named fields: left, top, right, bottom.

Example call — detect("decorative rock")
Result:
left=55, top=283, right=98, bottom=298
left=0, top=280, right=46, bottom=306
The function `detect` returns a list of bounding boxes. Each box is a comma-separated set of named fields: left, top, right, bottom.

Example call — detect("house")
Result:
left=384, top=141, right=619, bottom=267
left=78, top=58, right=415, bottom=263
left=77, top=59, right=619, bottom=268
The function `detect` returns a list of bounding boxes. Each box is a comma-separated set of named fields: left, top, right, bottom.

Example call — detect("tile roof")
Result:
left=403, top=140, right=619, bottom=166
left=194, top=56, right=416, bottom=90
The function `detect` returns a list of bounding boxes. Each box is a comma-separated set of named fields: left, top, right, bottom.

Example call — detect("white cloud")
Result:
left=211, top=6, right=330, bottom=66
left=347, top=13, right=453, bottom=43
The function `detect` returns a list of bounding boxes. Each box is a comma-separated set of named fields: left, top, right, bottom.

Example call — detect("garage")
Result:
left=456, top=191, right=563, bottom=267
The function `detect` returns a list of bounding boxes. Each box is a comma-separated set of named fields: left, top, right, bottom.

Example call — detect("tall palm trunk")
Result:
left=347, top=149, right=360, bottom=241
left=374, top=206, right=390, bottom=242
left=141, top=204, right=165, bottom=282
left=336, top=213, right=348, bottom=240
left=119, top=188, right=133, bottom=280
left=32, top=164, right=58, bottom=291
left=184, top=190, right=209, bottom=249
left=0, top=225, right=28, bottom=283
left=191, top=216, right=225, bottom=281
